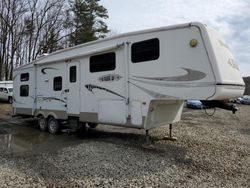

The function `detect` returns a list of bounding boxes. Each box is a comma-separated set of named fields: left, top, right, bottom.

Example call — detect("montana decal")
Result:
left=98, top=74, right=122, bottom=82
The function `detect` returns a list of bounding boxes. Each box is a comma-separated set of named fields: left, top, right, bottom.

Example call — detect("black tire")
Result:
left=38, top=116, right=48, bottom=131
left=8, top=97, right=13, bottom=104
left=88, top=123, right=98, bottom=129
left=48, top=117, right=60, bottom=134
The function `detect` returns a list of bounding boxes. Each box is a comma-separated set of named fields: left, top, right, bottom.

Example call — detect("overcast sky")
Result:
left=101, top=0, right=250, bottom=76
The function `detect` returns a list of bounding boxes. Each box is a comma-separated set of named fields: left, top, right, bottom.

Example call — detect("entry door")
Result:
left=67, top=62, right=80, bottom=115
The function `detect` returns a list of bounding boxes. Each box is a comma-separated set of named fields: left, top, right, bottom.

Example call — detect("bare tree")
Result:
left=0, top=0, right=67, bottom=80
left=23, top=0, right=65, bottom=62
left=0, top=0, right=27, bottom=80
left=0, top=0, right=110, bottom=81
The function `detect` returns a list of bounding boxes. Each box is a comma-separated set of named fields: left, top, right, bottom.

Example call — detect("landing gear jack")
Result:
left=163, top=124, right=177, bottom=141
left=143, top=124, right=177, bottom=148
left=145, top=130, right=151, bottom=144
left=143, top=130, right=155, bottom=149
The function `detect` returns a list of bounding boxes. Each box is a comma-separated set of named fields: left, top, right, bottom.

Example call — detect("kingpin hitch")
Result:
left=201, top=100, right=238, bottom=114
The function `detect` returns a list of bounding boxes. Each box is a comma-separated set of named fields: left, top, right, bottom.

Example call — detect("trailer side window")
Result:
left=53, top=76, right=62, bottom=91
left=70, top=66, right=76, bottom=82
left=90, top=52, right=116, bottom=73
left=131, top=38, right=160, bottom=63
left=20, top=73, right=29, bottom=81
left=20, top=85, right=29, bottom=97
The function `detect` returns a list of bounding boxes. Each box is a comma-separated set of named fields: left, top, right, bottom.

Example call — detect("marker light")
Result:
left=190, top=39, right=198, bottom=47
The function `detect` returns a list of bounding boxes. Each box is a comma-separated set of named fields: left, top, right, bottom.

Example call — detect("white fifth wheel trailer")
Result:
left=12, top=22, right=245, bottom=135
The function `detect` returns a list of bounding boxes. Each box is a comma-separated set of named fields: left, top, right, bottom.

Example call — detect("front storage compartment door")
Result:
left=98, top=100, right=126, bottom=124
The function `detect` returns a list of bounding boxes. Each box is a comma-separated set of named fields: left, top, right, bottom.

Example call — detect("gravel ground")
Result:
left=0, top=103, right=249, bottom=187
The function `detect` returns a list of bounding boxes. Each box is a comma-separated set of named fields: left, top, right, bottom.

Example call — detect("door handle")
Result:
left=64, top=89, right=69, bottom=93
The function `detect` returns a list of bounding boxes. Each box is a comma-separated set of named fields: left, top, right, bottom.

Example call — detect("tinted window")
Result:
left=70, top=66, right=76, bottom=82
left=20, top=85, right=29, bottom=97
left=53, top=77, right=62, bottom=91
left=131, top=38, right=160, bottom=63
left=90, top=52, right=116, bottom=73
left=20, top=73, right=29, bottom=81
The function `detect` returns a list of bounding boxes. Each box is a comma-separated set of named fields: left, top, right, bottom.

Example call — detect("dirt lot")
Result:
left=0, top=103, right=249, bottom=187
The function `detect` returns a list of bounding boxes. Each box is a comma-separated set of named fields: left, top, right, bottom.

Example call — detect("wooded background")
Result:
left=0, top=0, right=109, bottom=81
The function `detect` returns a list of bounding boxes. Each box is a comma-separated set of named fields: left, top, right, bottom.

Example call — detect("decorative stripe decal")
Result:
left=218, top=40, right=231, bottom=51
left=130, top=79, right=215, bottom=88
left=41, top=67, right=58, bottom=74
left=13, top=96, right=34, bottom=104
left=85, top=84, right=125, bottom=99
left=130, top=82, right=178, bottom=99
left=133, top=68, right=206, bottom=82
left=38, top=97, right=66, bottom=103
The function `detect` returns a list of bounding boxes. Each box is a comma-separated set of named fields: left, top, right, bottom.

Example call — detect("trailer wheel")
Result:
left=48, top=117, right=60, bottom=134
left=88, top=123, right=98, bottom=128
left=38, top=116, right=48, bottom=131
